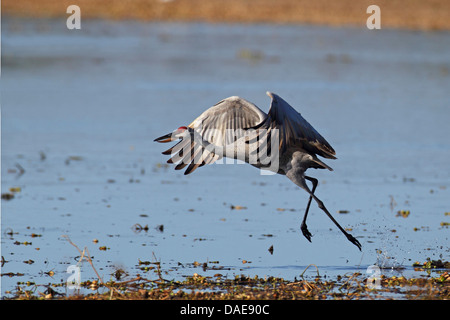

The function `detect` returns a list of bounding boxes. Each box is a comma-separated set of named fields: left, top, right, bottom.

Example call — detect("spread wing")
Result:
left=157, top=96, right=266, bottom=175
left=250, top=92, right=336, bottom=160
left=188, top=96, right=266, bottom=146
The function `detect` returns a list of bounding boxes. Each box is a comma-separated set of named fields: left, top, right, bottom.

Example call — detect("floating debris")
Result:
left=230, top=205, right=247, bottom=210
left=389, top=195, right=397, bottom=211
left=44, top=270, right=55, bottom=277
left=413, top=259, right=450, bottom=269
left=132, top=224, right=149, bottom=233
left=237, top=48, right=264, bottom=62
left=65, top=155, right=83, bottom=165
left=14, top=241, right=32, bottom=246
left=39, top=151, right=46, bottom=161
left=15, top=163, right=25, bottom=177
left=337, top=210, right=350, bottom=214
left=276, top=208, right=296, bottom=212
left=155, top=163, right=169, bottom=169
left=268, top=245, right=274, bottom=255
left=413, top=226, right=430, bottom=232
left=396, top=210, right=410, bottom=218
left=1, top=256, right=7, bottom=267
left=112, top=268, right=127, bottom=281
left=4, top=228, right=17, bottom=237
left=1, top=193, right=14, bottom=200
left=2, top=272, right=25, bottom=277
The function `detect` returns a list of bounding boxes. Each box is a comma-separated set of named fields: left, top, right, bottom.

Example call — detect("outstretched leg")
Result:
left=313, top=195, right=361, bottom=250
left=300, top=176, right=318, bottom=242
left=287, top=171, right=362, bottom=250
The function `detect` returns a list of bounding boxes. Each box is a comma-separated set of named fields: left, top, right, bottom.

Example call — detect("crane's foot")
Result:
left=300, top=222, right=312, bottom=242
left=346, top=233, right=362, bottom=251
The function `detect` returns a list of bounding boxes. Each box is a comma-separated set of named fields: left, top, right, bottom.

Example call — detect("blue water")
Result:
left=1, top=18, right=449, bottom=298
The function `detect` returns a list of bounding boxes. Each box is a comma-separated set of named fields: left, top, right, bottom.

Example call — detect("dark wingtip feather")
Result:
left=175, top=163, right=187, bottom=170
left=184, top=162, right=200, bottom=175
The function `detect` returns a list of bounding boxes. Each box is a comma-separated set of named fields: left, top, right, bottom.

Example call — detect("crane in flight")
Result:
left=154, top=92, right=361, bottom=250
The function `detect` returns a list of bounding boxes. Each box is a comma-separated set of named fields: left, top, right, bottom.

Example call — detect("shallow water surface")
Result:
left=1, top=19, right=449, bottom=297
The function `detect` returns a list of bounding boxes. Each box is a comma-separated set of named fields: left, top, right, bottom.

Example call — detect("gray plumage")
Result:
left=155, top=92, right=361, bottom=250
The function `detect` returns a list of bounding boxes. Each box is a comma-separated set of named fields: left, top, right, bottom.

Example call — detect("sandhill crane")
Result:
left=154, top=92, right=361, bottom=250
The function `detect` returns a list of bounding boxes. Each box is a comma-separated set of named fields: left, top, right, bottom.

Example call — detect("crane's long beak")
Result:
left=154, top=132, right=175, bottom=143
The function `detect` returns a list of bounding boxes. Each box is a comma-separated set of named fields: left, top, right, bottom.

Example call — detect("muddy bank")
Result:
left=3, top=0, right=450, bottom=30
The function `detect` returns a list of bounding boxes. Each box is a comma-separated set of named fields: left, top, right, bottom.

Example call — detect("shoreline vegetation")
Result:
left=3, top=237, right=450, bottom=300
left=3, top=0, right=450, bottom=31
left=4, top=261, right=450, bottom=300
